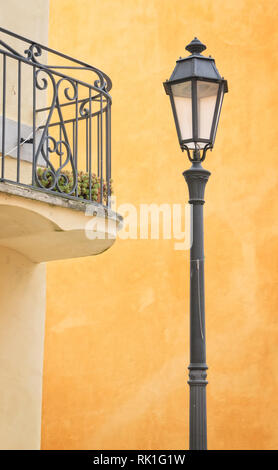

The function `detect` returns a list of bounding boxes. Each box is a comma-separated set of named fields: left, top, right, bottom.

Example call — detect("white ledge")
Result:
left=0, top=181, right=122, bottom=263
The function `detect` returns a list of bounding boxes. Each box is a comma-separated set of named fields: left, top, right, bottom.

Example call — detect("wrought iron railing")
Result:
left=0, top=27, right=112, bottom=206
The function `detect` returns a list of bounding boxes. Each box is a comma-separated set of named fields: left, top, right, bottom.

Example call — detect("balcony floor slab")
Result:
left=0, top=182, right=122, bottom=263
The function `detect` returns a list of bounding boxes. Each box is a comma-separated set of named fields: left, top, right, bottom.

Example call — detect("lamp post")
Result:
left=163, top=38, right=228, bottom=450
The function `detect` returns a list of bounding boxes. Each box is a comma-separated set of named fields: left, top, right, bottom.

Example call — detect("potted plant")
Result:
left=36, top=168, right=113, bottom=204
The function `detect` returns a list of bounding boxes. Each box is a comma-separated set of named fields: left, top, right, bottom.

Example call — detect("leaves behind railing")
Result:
left=37, top=168, right=112, bottom=204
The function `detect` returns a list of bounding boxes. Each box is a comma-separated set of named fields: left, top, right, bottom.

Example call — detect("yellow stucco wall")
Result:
left=42, top=0, right=278, bottom=449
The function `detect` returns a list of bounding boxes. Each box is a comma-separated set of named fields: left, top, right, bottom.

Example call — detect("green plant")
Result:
left=36, top=168, right=113, bottom=203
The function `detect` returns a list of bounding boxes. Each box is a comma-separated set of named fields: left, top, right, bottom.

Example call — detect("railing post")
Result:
left=105, top=102, right=111, bottom=207
left=16, top=60, right=21, bottom=183
left=32, top=66, right=36, bottom=186
left=1, top=54, right=6, bottom=180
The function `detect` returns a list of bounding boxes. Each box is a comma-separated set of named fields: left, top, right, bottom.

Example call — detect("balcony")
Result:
left=0, top=27, right=121, bottom=261
left=0, top=23, right=122, bottom=450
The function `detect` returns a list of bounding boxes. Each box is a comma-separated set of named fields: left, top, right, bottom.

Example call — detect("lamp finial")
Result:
left=186, top=37, right=206, bottom=55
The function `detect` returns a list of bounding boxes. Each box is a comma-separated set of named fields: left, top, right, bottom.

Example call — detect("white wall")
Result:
left=0, top=0, right=49, bottom=125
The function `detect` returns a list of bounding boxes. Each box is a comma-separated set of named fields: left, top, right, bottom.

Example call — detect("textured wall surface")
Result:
left=42, top=0, right=278, bottom=450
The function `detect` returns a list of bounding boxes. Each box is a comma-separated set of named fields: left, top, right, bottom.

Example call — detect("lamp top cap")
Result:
left=185, top=37, right=206, bottom=55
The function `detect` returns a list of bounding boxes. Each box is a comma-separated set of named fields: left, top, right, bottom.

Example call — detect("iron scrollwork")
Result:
left=0, top=26, right=112, bottom=206
left=34, top=70, right=78, bottom=195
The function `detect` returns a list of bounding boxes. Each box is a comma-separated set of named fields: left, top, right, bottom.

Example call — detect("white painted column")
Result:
left=0, top=0, right=49, bottom=449
left=0, top=247, right=46, bottom=449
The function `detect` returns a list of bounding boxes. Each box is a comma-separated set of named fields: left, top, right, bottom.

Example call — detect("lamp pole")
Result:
left=163, top=38, right=228, bottom=450
left=184, top=157, right=210, bottom=450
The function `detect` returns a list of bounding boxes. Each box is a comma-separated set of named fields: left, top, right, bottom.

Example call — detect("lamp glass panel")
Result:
left=171, top=81, right=192, bottom=141
left=212, top=84, right=224, bottom=143
left=197, top=81, right=219, bottom=140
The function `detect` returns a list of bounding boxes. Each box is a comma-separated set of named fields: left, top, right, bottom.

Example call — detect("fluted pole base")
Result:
left=188, top=365, right=208, bottom=450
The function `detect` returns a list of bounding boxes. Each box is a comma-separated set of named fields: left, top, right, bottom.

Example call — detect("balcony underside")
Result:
left=0, top=182, right=121, bottom=263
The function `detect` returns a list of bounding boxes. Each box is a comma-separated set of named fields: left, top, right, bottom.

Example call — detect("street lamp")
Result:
left=163, top=37, right=228, bottom=450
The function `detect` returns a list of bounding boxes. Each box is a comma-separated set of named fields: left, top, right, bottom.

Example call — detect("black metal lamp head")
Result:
left=164, top=38, right=228, bottom=162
